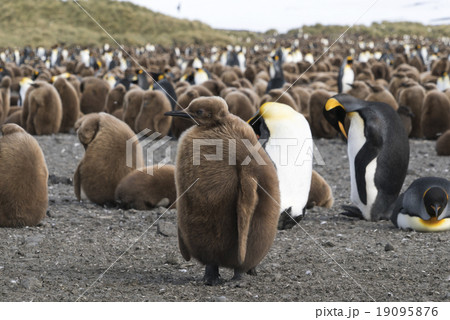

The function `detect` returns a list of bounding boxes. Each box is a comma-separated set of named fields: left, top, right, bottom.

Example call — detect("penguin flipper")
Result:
left=236, top=175, right=258, bottom=265
left=340, top=205, right=364, bottom=219
left=338, top=66, right=344, bottom=93
left=178, top=227, right=191, bottom=261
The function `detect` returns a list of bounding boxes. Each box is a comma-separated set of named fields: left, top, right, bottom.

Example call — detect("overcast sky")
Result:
left=122, top=0, right=449, bottom=32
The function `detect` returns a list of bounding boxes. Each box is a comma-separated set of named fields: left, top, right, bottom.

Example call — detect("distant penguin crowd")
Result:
left=0, top=34, right=450, bottom=284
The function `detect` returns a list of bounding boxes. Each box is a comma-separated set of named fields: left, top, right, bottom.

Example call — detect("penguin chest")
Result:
left=397, top=214, right=450, bottom=232
left=194, top=71, right=208, bottom=85
left=264, top=121, right=313, bottom=217
left=347, top=113, right=378, bottom=219
left=342, top=67, right=354, bottom=93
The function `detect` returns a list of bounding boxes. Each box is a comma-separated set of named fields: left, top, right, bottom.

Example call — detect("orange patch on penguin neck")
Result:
left=420, top=217, right=446, bottom=227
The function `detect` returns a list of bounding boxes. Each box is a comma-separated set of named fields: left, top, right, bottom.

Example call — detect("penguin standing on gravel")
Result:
left=338, top=56, right=354, bottom=93
left=266, top=49, right=285, bottom=93
left=391, top=177, right=450, bottom=232
left=323, top=94, right=409, bottom=221
left=249, top=102, right=313, bottom=229
left=165, top=96, right=280, bottom=285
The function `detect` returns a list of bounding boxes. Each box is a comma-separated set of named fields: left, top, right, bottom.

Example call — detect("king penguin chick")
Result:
left=338, top=56, right=354, bottom=94
left=324, top=94, right=410, bottom=221
left=391, top=177, right=450, bottom=232
left=248, top=102, right=313, bottom=229
left=165, top=96, right=280, bottom=285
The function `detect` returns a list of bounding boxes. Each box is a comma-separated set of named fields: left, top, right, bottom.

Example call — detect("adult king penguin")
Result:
left=338, top=56, right=354, bottom=93
left=249, top=102, right=313, bottom=229
left=391, top=177, right=450, bottom=232
left=323, top=94, right=409, bottom=221
left=165, top=97, right=280, bottom=285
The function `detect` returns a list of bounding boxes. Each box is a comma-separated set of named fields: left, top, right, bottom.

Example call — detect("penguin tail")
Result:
left=340, top=205, right=364, bottom=219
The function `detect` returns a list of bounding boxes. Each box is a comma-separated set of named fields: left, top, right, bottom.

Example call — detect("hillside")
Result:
left=0, top=0, right=261, bottom=47
left=0, top=0, right=448, bottom=48
left=287, top=21, right=450, bottom=40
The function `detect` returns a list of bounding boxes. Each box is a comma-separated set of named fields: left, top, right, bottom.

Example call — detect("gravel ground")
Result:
left=0, top=133, right=449, bottom=302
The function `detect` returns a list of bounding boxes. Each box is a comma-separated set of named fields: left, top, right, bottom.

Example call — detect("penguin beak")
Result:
left=433, top=204, right=444, bottom=220
left=338, top=121, right=347, bottom=139
left=247, top=109, right=260, bottom=125
left=164, top=110, right=192, bottom=119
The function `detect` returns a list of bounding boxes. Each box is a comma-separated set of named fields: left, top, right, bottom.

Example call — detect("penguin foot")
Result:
left=340, top=205, right=364, bottom=219
left=231, top=269, right=243, bottom=281
left=203, top=265, right=222, bottom=286
left=247, top=268, right=257, bottom=276
left=278, top=207, right=303, bottom=230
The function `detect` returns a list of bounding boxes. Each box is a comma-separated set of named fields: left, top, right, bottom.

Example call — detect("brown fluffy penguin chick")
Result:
left=79, top=77, right=110, bottom=114
left=309, top=89, right=337, bottom=138
left=4, top=110, right=22, bottom=126
left=436, top=130, right=450, bottom=156
left=67, top=75, right=82, bottom=99
left=201, top=79, right=226, bottom=96
left=171, top=86, right=213, bottom=139
left=112, top=108, right=123, bottom=120
left=421, top=90, right=450, bottom=140
left=224, top=91, right=257, bottom=121
left=0, top=76, right=11, bottom=124
left=260, top=89, right=299, bottom=112
left=166, top=96, right=280, bottom=285
left=135, top=90, right=172, bottom=137
left=0, top=124, right=48, bottom=227
left=347, top=81, right=371, bottom=100
left=115, top=165, right=176, bottom=210
left=397, top=80, right=426, bottom=138
left=22, top=81, right=63, bottom=135
left=73, top=112, right=144, bottom=206
left=306, top=170, right=334, bottom=209
left=53, top=77, right=80, bottom=133
left=105, top=83, right=126, bottom=114
left=397, top=106, right=414, bottom=137
left=122, top=87, right=144, bottom=131
left=366, top=84, right=399, bottom=110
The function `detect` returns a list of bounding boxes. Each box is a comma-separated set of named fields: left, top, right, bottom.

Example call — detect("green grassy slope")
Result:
left=0, top=0, right=447, bottom=48
left=0, top=0, right=260, bottom=47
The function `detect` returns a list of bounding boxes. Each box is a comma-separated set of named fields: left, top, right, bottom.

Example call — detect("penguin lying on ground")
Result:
left=248, top=102, right=313, bottom=229
left=323, top=94, right=409, bottom=221
left=391, top=177, right=450, bottom=232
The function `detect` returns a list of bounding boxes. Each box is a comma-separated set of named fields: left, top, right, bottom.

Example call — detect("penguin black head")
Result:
left=346, top=56, right=353, bottom=64
left=323, top=94, right=367, bottom=139
left=423, top=187, right=448, bottom=220
left=32, top=70, right=40, bottom=80
left=165, top=96, right=228, bottom=127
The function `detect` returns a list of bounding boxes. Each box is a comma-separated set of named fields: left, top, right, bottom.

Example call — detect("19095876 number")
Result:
left=377, top=307, right=438, bottom=317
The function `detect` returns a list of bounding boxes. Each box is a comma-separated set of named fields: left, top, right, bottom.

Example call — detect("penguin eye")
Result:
left=196, top=110, right=203, bottom=116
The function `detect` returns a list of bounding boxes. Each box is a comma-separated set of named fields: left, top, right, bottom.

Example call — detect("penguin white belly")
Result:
left=397, top=214, right=450, bottom=232
left=264, top=119, right=313, bottom=218
left=194, top=71, right=208, bottom=85
left=342, top=67, right=354, bottom=93
left=19, top=82, right=32, bottom=107
left=347, top=112, right=377, bottom=220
